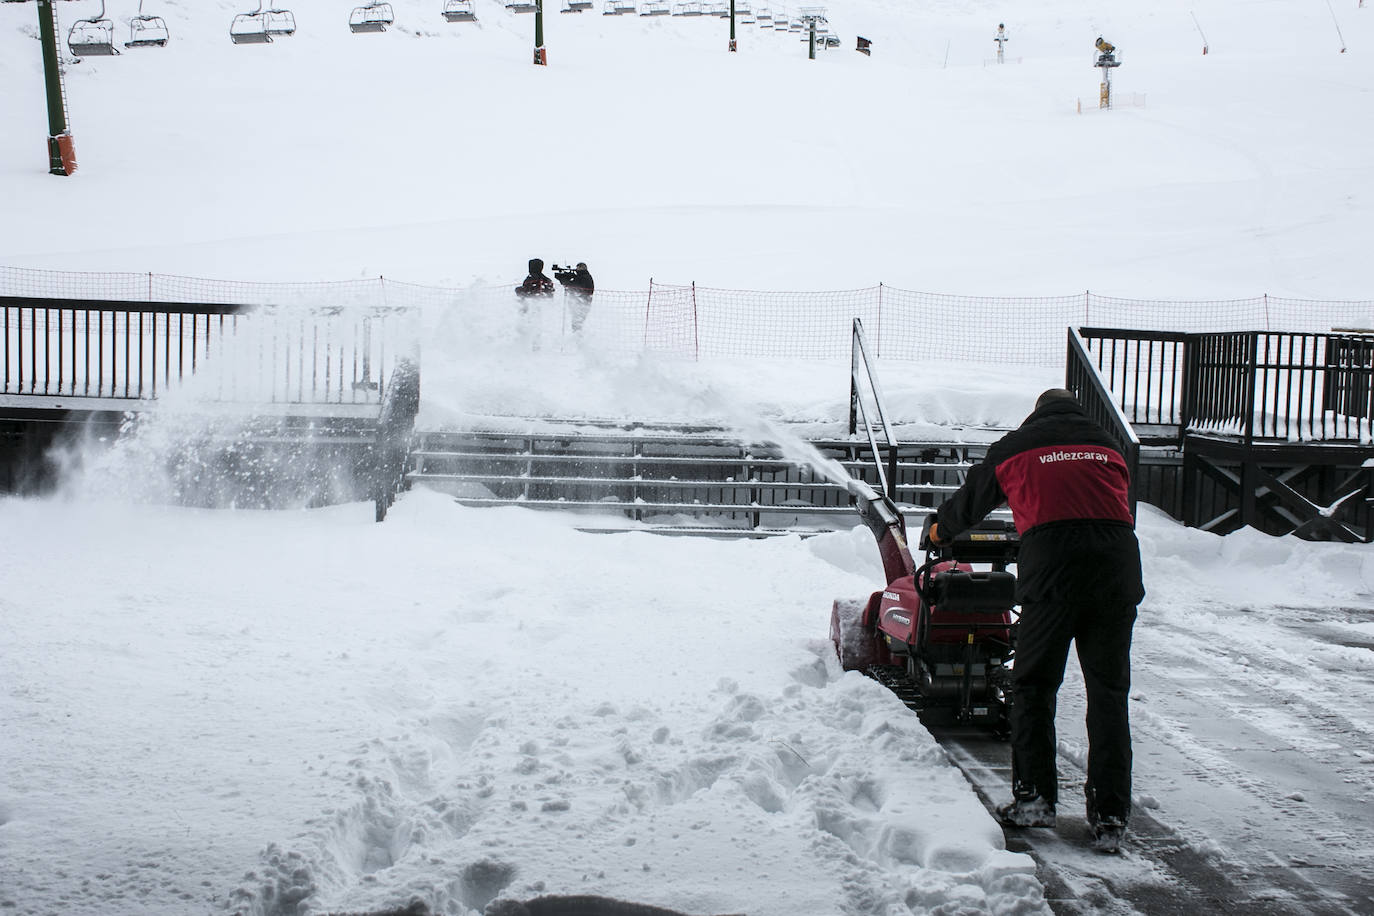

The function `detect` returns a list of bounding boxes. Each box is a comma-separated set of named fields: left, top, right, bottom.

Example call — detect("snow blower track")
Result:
left=866, top=667, right=1365, bottom=916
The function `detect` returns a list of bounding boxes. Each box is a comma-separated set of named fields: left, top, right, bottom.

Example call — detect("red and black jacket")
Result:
left=515, top=274, right=555, bottom=298
left=935, top=398, right=1144, bottom=606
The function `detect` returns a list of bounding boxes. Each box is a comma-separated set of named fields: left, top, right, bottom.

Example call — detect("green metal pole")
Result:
left=37, top=0, right=75, bottom=175
left=808, top=18, right=815, bottom=59
left=534, top=0, right=546, bottom=64
left=728, top=0, right=736, bottom=51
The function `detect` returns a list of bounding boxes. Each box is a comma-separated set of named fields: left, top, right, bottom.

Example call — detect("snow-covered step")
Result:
left=404, top=421, right=991, bottom=532
left=439, top=495, right=857, bottom=515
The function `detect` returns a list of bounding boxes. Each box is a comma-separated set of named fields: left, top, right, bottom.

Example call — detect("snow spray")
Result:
left=53, top=300, right=404, bottom=509
left=687, top=387, right=882, bottom=503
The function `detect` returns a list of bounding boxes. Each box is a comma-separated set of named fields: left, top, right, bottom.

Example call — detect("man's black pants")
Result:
left=1010, top=599, right=1137, bottom=823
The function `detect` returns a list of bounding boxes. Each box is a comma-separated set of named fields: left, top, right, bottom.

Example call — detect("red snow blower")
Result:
left=830, top=483, right=1020, bottom=732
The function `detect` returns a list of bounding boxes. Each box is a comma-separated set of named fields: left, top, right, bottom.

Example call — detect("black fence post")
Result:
left=1179, top=332, right=1196, bottom=444
left=1243, top=332, right=1258, bottom=445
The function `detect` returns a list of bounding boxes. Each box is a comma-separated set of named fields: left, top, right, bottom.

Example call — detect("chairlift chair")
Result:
left=349, top=1, right=394, bottom=32
left=230, top=0, right=272, bottom=42
left=640, top=1, right=669, bottom=15
left=754, top=6, right=771, bottom=20
left=68, top=0, right=119, bottom=57
left=506, top=0, right=537, bottom=12
left=562, top=0, right=593, bottom=11
left=125, top=0, right=169, bottom=48
left=672, top=1, right=702, bottom=15
left=264, top=7, right=296, bottom=36
left=442, top=0, right=477, bottom=22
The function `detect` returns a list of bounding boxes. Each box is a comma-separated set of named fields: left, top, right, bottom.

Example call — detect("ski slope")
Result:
left=2, top=0, right=1373, bottom=296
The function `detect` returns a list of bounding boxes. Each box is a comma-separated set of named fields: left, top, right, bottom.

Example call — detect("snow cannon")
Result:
left=830, top=492, right=1020, bottom=731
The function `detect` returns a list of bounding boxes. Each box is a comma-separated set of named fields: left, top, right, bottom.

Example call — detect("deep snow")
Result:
left=2, top=0, right=1374, bottom=913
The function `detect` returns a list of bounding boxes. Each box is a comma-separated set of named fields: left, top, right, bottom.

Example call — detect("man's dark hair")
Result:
left=1035, top=388, right=1077, bottom=410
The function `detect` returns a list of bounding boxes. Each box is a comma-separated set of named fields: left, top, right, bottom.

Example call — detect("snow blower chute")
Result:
left=830, top=481, right=1020, bottom=731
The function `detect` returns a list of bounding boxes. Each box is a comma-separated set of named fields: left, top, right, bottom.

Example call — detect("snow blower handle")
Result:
left=914, top=515, right=946, bottom=605
left=918, top=513, right=947, bottom=553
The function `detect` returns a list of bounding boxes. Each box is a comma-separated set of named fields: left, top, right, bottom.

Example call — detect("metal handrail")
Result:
left=1067, top=328, right=1142, bottom=515
left=848, top=317, right=899, bottom=499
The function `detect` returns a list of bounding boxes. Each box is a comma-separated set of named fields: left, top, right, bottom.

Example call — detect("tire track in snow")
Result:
left=1083, top=598, right=1374, bottom=913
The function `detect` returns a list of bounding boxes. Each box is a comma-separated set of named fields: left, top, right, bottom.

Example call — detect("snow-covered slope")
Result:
left=2, top=0, right=1372, bottom=296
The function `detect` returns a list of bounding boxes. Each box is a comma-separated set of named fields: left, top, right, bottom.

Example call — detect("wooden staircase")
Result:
left=404, top=422, right=995, bottom=536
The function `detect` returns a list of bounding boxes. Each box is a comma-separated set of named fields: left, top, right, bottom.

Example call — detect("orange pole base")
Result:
left=47, top=133, right=76, bottom=176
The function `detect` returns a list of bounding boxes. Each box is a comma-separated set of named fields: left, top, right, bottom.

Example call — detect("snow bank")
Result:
left=0, top=492, right=1046, bottom=915
left=417, top=292, right=1059, bottom=433
left=1137, top=505, right=1374, bottom=610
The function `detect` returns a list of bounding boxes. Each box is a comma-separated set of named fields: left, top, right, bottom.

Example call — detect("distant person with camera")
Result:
left=553, top=262, right=595, bottom=333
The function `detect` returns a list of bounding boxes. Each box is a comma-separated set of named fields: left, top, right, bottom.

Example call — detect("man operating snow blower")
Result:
left=929, top=388, right=1144, bottom=854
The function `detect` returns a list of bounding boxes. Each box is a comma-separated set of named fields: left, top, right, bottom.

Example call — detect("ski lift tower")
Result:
left=1095, top=36, right=1120, bottom=109
left=994, top=23, right=1007, bottom=63
left=533, top=0, right=547, bottom=64
left=800, top=7, right=826, bottom=59
left=37, top=0, right=77, bottom=175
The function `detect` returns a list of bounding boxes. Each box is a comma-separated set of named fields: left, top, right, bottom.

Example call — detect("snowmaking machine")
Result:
left=830, top=481, right=1020, bottom=732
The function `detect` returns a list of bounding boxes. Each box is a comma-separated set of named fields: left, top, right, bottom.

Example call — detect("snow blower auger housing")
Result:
left=830, top=486, right=1020, bottom=731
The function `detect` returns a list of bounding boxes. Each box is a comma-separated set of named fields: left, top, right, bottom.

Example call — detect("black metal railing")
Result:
left=1, top=295, right=415, bottom=409
left=1077, top=327, right=1374, bottom=446
left=848, top=317, right=899, bottom=498
left=1066, top=329, right=1142, bottom=514
left=1194, top=332, right=1373, bottom=442
left=1325, top=335, right=1374, bottom=425
left=1, top=296, right=247, bottom=400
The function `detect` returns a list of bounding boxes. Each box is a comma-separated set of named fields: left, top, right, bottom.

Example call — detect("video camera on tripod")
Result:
left=551, top=263, right=590, bottom=289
